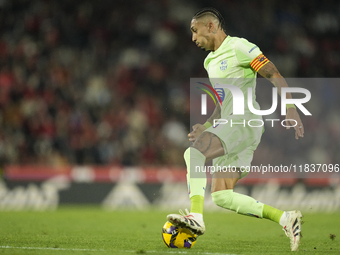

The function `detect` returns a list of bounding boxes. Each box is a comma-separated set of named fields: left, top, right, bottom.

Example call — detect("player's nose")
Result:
left=192, top=34, right=196, bottom=42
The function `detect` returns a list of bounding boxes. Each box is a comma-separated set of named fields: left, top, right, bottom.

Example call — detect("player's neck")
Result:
left=212, top=33, right=227, bottom=51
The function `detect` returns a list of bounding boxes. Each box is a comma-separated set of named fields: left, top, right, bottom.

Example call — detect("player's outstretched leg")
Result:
left=212, top=189, right=302, bottom=251
left=263, top=204, right=303, bottom=251
left=167, top=147, right=206, bottom=235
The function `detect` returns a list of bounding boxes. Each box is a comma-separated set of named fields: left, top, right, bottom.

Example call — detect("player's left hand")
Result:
left=285, top=108, right=304, bottom=140
left=188, top=123, right=206, bottom=142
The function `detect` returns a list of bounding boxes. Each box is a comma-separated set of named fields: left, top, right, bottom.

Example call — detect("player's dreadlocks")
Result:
left=193, top=7, right=226, bottom=32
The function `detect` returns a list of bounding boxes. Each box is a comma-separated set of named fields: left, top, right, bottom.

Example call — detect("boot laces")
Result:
left=179, top=209, right=190, bottom=217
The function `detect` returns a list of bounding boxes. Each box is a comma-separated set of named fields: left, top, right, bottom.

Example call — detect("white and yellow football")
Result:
left=162, top=221, right=197, bottom=248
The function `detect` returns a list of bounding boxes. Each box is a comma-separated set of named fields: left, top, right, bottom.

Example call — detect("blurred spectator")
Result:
left=0, top=0, right=339, bottom=167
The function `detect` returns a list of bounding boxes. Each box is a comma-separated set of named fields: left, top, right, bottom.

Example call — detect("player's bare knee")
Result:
left=191, top=133, right=210, bottom=154
left=192, top=132, right=223, bottom=157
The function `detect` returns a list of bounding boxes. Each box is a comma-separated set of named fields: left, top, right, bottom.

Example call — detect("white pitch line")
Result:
left=0, top=246, right=104, bottom=252
left=123, top=250, right=238, bottom=255
left=0, top=246, right=238, bottom=255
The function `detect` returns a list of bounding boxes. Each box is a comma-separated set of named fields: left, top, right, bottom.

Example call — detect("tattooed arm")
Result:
left=257, top=62, right=289, bottom=96
left=188, top=103, right=221, bottom=143
left=257, top=61, right=304, bottom=139
left=207, top=103, right=221, bottom=126
left=190, top=103, right=224, bottom=159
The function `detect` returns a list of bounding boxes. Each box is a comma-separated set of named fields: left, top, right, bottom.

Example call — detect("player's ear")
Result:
left=208, top=21, right=214, bottom=32
left=207, top=21, right=213, bottom=33
left=208, top=21, right=217, bottom=34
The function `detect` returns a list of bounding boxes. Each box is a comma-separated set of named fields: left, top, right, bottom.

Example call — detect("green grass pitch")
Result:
left=0, top=207, right=339, bottom=255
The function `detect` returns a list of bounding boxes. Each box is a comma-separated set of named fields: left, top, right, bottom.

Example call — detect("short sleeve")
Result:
left=235, top=38, right=269, bottom=72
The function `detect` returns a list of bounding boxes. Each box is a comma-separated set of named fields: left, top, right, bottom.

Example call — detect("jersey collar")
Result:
left=212, top=35, right=230, bottom=54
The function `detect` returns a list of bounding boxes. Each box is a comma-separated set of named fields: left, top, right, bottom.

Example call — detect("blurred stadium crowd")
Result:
left=0, top=0, right=339, bottom=167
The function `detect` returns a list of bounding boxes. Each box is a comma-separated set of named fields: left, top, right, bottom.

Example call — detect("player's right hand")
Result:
left=188, top=124, right=206, bottom=142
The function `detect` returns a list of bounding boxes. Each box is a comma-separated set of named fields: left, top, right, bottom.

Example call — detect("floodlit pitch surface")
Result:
left=0, top=207, right=339, bottom=255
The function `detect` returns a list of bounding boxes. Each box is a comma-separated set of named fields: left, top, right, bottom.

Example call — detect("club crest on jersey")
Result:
left=220, top=60, right=228, bottom=71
